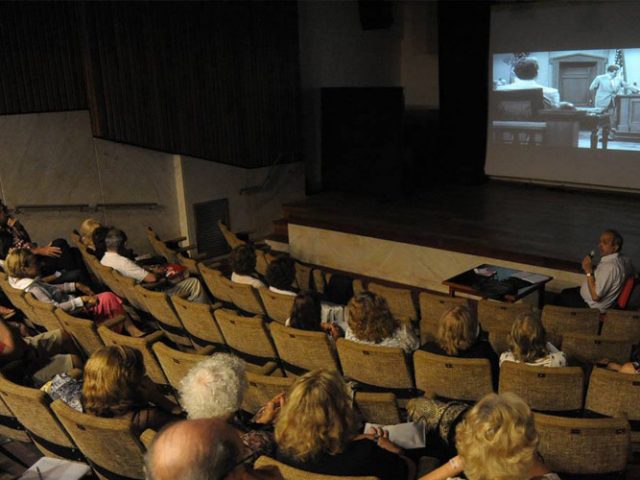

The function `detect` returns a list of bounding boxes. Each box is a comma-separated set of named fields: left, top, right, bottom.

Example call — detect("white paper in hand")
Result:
left=19, top=457, right=91, bottom=480
left=364, top=422, right=426, bottom=450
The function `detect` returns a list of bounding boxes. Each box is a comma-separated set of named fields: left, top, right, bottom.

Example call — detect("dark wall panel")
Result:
left=0, top=2, right=87, bottom=114
left=81, top=1, right=301, bottom=168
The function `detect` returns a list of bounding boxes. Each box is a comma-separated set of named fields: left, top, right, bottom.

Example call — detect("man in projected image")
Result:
left=497, top=57, right=560, bottom=108
left=590, top=64, right=639, bottom=140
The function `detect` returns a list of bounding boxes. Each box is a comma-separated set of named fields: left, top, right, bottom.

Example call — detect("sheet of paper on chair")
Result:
left=510, top=271, right=550, bottom=284
left=19, top=457, right=91, bottom=479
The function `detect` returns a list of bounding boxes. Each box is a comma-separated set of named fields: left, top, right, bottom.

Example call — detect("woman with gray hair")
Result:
left=179, top=353, right=281, bottom=456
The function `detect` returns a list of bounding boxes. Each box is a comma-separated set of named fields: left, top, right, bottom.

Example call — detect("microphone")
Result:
left=589, top=250, right=595, bottom=258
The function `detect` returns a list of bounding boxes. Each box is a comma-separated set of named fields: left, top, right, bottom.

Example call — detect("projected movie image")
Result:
left=490, top=49, right=640, bottom=151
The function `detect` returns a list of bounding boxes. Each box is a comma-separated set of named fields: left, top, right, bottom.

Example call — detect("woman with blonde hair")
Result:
left=275, top=369, right=414, bottom=480
left=345, top=292, right=419, bottom=353
left=500, top=314, right=566, bottom=367
left=82, top=346, right=181, bottom=434
left=421, top=306, right=498, bottom=387
left=79, top=218, right=102, bottom=251
left=420, top=393, right=560, bottom=480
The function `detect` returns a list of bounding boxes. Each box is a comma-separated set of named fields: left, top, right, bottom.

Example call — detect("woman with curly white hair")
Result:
left=179, top=353, right=280, bottom=456
left=419, top=392, right=560, bottom=480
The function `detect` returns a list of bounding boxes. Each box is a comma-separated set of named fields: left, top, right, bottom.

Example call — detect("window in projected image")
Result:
left=490, top=48, right=640, bottom=152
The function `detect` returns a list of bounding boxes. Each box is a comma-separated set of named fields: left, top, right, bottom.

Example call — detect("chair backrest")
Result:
left=354, top=392, right=401, bottom=425
left=352, top=278, right=366, bottom=296
left=217, top=220, right=246, bottom=249
left=535, top=413, right=630, bottom=475
left=312, top=269, right=328, bottom=294
left=152, top=342, right=211, bottom=391
left=54, top=308, right=104, bottom=358
left=295, top=262, right=312, bottom=290
left=176, top=252, right=200, bottom=276
left=0, top=374, right=81, bottom=461
left=254, top=456, right=379, bottom=480
left=110, top=270, right=148, bottom=312
left=227, top=281, right=266, bottom=316
left=0, top=278, right=37, bottom=325
left=0, top=391, right=30, bottom=443
left=562, top=333, right=633, bottom=365
left=336, top=339, right=414, bottom=392
left=487, top=328, right=511, bottom=355
left=418, top=292, right=474, bottom=344
left=214, top=309, right=278, bottom=368
left=477, top=299, right=534, bottom=332
left=170, top=295, right=225, bottom=349
left=255, top=250, right=270, bottom=277
left=198, top=264, right=234, bottom=303
left=258, top=289, right=295, bottom=324
left=541, top=305, right=600, bottom=341
left=146, top=226, right=179, bottom=263
left=601, top=309, right=640, bottom=341
left=269, top=322, right=340, bottom=376
left=585, top=367, right=640, bottom=425
left=367, top=282, right=418, bottom=322
left=413, top=350, right=494, bottom=402
left=51, top=399, right=146, bottom=479
left=134, top=286, right=193, bottom=348
left=93, top=263, right=128, bottom=298
left=243, top=372, right=293, bottom=415
left=23, top=293, right=62, bottom=332
left=97, top=326, right=169, bottom=387
left=499, top=361, right=584, bottom=412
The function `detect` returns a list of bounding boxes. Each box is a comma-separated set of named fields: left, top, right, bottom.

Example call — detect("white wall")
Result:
left=0, top=110, right=305, bottom=255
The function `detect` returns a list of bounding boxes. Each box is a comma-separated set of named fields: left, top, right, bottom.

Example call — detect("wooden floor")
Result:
left=283, top=181, right=640, bottom=272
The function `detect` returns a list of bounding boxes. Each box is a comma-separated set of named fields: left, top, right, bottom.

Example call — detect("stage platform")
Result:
left=279, top=181, right=640, bottom=299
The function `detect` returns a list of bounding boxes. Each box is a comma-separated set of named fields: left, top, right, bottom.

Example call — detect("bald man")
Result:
left=145, top=418, right=282, bottom=480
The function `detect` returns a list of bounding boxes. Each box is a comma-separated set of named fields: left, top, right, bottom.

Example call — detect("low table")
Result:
left=443, top=264, right=553, bottom=308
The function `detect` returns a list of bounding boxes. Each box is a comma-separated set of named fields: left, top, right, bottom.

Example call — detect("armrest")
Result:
left=140, top=428, right=157, bottom=450
left=142, top=330, right=165, bottom=345
left=176, top=244, right=198, bottom=253
left=198, top=345, right=216, bottom=355
left=102, top=315, right=127, bottom=330
left=163, top=236, right=187, bottom=245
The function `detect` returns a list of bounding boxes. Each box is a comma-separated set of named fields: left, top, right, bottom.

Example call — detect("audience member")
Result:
left=275, top=369, right=414, bottom=480
left=101, top=228, right=210, bottom=303
left=145, top=418, right=283, bottom=480
left=266, top=256, right=296, bottom=295
left=91, top=225, right=110, bottom=259
left=179, top=353, right=275, bottom=455
left=421, top=306, right=499, bottom=388
left=345, top=292, right=419, bottom=353
left=5, top=248, right=143, bottom=336
left=0, top=317, right=81, bottom=387
left=286, top=291, right=342, bottom=340
left=598, top=347, right=640, bottom=374
left=557, top=229, right=634, bottom=312
left=419, top=393, right=560, bottom=480
left=497, top=57, right=560, bottom=108
left=82, top=346, right=181, bottom=434
left=0, top=201, right=85, bottom=282
left=79, top=218, right=102, bottom=252
left=230, top=245, right=265, bottom=289
left=500, top=314, right=566, bottom=368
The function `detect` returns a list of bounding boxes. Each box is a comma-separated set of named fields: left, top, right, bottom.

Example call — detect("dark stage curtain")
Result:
left=80, top=1, right=301, bottom=168
left=437, top=0, right=490, bottom=184
left=0, top=2, right=87, bottom=114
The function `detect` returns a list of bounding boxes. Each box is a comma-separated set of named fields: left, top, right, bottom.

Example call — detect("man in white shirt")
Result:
left=497, top=57, right=560, bottom=109
left=101, top=229, right=210, bottom=304
left=557, top=229, right=634, bottom=312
